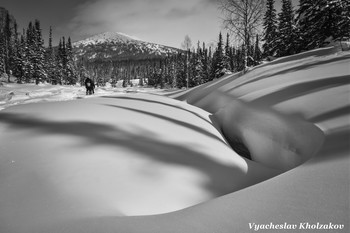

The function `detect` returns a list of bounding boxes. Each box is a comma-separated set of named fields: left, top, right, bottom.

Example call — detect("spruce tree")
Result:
left=61, top=36, right=68, bottom=83
left=297, top=0, right=349, bottom=51
left=262, top=0, right=278, bottom=57
left=337, top=0, right=350, bottom=41
left=25, top=22, right=35, bottom=82
left=46, top=26, right=56, bottom=84
left=276, top=0, right=296, bottom=57
left=224, top=33, right=231, bottom=71
left=229, top=47, right=236, bottom=72
left=212, top=32, right=225, bottom=79
left=55, top=39, right=64, bottom=84
left=296, top=0, right=315, bottom=50
left=4, top=11, right=11, bottom=81
left=253, top=34, right=262, bottom=65
left=200, top=42, right=210, bottom=83
left=191, top=44, right=202, bottom=86
left=0, top=34, right=5, bottom=76
left=16, top=34, right=26, bottom=83
left=66, top=37, right=77, bottom=84
left=33, top=19, right=47, bottom=84
left=11, top=22, right=20, bottom=79
left=317, top=0, right=350, bottom=44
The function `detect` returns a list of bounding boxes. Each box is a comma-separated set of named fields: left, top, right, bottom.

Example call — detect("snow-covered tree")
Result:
left=297, top=0, right=350, bottom=51
left=224, top=33, right=232, bottom=71
left=190, top=43, right=203, bottom=86
left=253, top=34, right=262, bottom=65
left=211, top=32, right=226, bottom=79
left=262, top=0, right=278, bottom=57
left=276, top=0, right=297, bottom=57
left=33, top=19, right=47, bottom=84
left=15, top=34, right=26, bottom=83
left=24, top=22, right=36, bottom=83
left=0, top=34, right=5, bottom=76
left=200, top=42, right=210, bottom=83
left=45, top=26, right=56, bottom=84
left=55, top=39, right=64, bottom=84
left=66, top=37, right=78, bottom=84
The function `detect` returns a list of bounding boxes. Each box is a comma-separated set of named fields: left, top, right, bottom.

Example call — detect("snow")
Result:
left=72, top=31, right=179, bottom=62
left=72, top=32, right=140, bottom=47
left=0, top=46, right=349, bottom=233
left=0, top=83, right=124, bottom=111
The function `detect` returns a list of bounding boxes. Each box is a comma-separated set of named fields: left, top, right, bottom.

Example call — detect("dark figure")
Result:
left=85, top=78, right=95, bottom=95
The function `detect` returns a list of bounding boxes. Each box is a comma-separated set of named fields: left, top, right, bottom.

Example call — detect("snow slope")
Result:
left=72, top=32, right=141, bottom=47
left=72, top=32, right=180, bottom=61
left=0, top=45, right=349, bottom=232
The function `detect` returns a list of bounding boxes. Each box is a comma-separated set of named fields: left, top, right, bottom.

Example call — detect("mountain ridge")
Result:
left=72, top=32, right=141, bottom=47
left=73, top=31, right=181, bottom=62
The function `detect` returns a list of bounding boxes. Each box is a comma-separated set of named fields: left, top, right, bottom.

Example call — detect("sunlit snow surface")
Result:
left=0, top=46, right=349, bottom=233
left=0, top=83, right=158, bottom=111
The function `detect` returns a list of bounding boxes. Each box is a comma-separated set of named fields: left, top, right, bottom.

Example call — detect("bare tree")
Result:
left=181, top=35, right=193, bottom=51
left=219, top=0, right=265, bottom=71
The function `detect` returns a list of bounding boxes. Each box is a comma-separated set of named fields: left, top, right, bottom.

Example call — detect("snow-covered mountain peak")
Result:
left=73, top=32, right=142, bottom=47
left=72, top=31, right=181, bottom=62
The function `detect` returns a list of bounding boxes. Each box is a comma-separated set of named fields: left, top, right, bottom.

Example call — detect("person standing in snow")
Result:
left=84, top=77, right=95, bottom=95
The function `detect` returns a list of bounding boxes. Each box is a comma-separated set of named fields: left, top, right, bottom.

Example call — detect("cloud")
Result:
left=166, top=7, right=198, bottom=19
left=65, top=0, right=222, bottom=48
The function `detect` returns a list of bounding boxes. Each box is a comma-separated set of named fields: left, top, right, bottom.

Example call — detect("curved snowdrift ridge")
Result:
left=0, top=46, right=348, bottom=232
left=204, top=92, right=324, bottom=171
left=172, top=46, right=349, bottom=171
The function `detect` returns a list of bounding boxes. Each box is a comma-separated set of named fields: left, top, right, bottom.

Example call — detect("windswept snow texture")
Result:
left=0, top=46, right=349, bottom=233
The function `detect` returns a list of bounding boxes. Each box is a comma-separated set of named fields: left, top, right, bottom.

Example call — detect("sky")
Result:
left=1, top=0, right=299, bottom=49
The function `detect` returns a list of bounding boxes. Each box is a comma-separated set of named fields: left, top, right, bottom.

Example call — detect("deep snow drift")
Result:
left=0, top=45, right=349, bottom=233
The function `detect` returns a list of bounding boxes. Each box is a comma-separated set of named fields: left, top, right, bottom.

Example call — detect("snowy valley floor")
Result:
left=0, top=46, right=349, bottom=233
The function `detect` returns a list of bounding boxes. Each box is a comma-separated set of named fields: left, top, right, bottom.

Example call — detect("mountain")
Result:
left=72, top=32, right=181, bottom=62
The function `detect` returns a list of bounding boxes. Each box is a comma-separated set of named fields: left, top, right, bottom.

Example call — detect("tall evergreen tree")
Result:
left=66, top=37, right=77, bottom=84
left=253, top=34, right=262, bottom=65
left=224, top=33, right=231, bottom=71
left=0, top=34, right=5, bottom=76
left=10, top=22, right=20, bottom=79
left=228, top=46, right=236, bottom=72
left=262, top=0, right=278, bottom=57
left=296, top=0, right=315, bottom=50
left=4, top=11, right=12, bottom=81
left=297, top=0, right=350, bottom=51
left=15, top=34, right=26, bottom=83
left=211, top=32, right=226, bottom=79
left=55, top=39, right=64, bottom=84
left=25, top=22, right=35, bottom=82
left=276, top=0, right=297, bottom=57
left=46, top=26, right=56, bottom=84
left=33, top=19, right=47, bottom=84
left=200, top=42, right=210, bottom=83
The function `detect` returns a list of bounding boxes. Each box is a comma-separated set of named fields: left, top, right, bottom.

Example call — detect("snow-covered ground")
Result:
left=0, top=45, right=349, bottom=233
left=0, top=82, right=173, bottom=111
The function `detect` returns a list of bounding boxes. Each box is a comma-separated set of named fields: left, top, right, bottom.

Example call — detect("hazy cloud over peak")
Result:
left=64, top=0, right=222, bottom=47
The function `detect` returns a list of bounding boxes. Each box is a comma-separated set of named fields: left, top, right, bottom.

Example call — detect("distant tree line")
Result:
left=79, top=31, right=262, bottom=89
left=1, top=1, right=349, bottom=89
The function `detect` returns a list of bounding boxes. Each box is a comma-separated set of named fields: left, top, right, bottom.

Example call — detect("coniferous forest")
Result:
left=0, top=0, right=349, bottom=88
